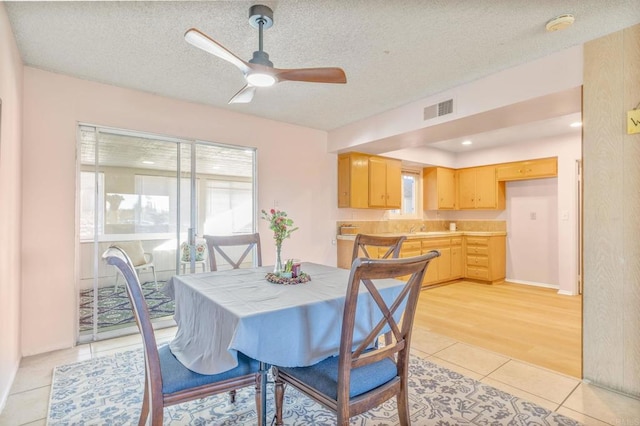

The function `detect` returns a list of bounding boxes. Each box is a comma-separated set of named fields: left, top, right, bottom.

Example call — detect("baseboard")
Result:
left=506, top=278, right=559, bottom=290
left=0, top=358, right=19, bottom=416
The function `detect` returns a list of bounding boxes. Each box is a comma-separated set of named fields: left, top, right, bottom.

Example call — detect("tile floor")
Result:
left=1, top=326, right=639, bottom=426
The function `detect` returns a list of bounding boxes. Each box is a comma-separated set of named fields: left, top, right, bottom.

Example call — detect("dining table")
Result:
left=163, top=262, right=406, bottom=426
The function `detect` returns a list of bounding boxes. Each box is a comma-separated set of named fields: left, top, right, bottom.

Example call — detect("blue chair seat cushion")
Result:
left=158, top=345, right=260, bottom=395
left=279, top=355, right=398, bottom=400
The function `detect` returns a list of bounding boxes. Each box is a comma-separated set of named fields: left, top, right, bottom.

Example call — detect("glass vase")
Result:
left=273, top=243, right=283, bottom=275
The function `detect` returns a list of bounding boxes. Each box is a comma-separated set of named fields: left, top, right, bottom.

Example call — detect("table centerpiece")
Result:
left=261, top=208, right=298, bottom=275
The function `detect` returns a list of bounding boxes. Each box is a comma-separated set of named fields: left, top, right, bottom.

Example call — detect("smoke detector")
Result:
left=546, top=14, right=575, bottom=32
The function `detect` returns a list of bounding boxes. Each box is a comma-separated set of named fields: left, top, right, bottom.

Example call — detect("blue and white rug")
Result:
left=47, top=349, right=582, bottom=425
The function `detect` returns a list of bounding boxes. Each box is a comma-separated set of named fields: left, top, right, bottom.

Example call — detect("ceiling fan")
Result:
left=185, top=4, right=347, bottom=104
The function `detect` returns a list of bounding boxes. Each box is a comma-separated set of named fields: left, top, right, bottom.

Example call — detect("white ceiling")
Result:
left=5, top=1, right=640, bottom=152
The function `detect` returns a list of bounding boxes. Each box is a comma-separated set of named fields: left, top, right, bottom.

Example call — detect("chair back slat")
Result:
left=351, top=234, right=407, bottom=264
left=337, top=251, right=440, bottom=403
left=204, top=233, right=262, bottom=271
left=102, top=247, right=163, bottom=401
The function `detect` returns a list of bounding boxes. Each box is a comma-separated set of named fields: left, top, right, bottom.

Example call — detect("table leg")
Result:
left=259, top=361, right=268, bottom=426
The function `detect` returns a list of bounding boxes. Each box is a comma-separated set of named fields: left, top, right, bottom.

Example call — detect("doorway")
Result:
left=77, top=124, right=256, bottom=342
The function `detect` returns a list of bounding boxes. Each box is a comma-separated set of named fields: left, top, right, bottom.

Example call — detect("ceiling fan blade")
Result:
left=275, top=67, right=347, bottom=84
left=228, top=85, right=256, bottom=104
left=184, top=28, right=250, bottom=74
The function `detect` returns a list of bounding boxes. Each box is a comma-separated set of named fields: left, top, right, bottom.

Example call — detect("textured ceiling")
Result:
left=5, top=1, right=640, bottom=136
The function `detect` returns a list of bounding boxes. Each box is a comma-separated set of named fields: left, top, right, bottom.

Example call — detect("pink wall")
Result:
left=0, top=3, right=24, bottom=410
left=20, top=67, right=337, bottom=356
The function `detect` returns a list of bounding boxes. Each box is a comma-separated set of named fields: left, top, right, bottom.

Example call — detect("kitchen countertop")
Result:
left=337, top=231, right=506, bottom=240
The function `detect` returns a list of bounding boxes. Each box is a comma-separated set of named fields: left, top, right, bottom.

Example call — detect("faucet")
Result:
left=409, top=225, right=416, bottom=234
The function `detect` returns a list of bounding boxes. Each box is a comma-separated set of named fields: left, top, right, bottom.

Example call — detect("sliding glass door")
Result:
left=78, top=125, right=255, bottom=342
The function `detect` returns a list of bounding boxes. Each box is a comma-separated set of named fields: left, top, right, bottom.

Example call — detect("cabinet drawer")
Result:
left=466, top=255, right=489, bottom=267
left=400, top=249, right=422, bottom=258
left=451, top=237, right=462, bottom=246
left=466, top=246, right=489, bottom=256
left=421, top=238, right=448, bottom=249
left=467, top=267, right=489, bottom=280
left=466, top=237, right=489, bottom=246
left=402, top=241, right=422, bottom=251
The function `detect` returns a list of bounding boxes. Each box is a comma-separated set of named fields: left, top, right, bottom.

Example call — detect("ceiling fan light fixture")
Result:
left=246, top=72, right=276, bottom=87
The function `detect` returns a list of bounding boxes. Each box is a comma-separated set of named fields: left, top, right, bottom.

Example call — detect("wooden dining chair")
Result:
left=204, top=233, right=262, bottom=271
left=102, top=246, right=263, bottom=426
left=273, top=250, right=440, bottom=426
left=351, top=233, right=407, bottom=263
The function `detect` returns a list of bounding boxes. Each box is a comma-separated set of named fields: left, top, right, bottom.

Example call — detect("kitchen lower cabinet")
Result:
left=421, top=238, right=450, bottom=286
left=450, top=237, right=463, bottom=279
left=337, top=239, right=354, bottom=269
left=338, top=233, right=505, bottom=285
left=399, top=240, right=422, bottom=281
left=464, top=235, right=506, bottom=283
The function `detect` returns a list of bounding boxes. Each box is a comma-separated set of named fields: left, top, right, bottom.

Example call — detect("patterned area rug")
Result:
left=47, top=349, right=582, bottom=425
left=79, top=281, right=175, bottom=332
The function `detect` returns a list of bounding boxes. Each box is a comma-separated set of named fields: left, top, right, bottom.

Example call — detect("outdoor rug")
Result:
left=47, top=349, right=583, bottom=425
left=79, top=281, right=174, bottom=332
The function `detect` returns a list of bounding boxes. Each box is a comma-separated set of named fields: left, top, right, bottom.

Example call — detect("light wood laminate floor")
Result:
left=415, top=280, right=582, bottom=378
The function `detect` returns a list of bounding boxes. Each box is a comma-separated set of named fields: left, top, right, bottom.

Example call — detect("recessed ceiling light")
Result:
left=142, top=160, right=155, bottom=165
left=546, top=14, right=575, bottom=32
left=570, top=122, right=582, bottom=128
left=462, top=140, right=472, bottom=146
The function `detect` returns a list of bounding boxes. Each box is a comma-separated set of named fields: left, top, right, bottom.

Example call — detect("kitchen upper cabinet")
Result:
left=457, top=166, right=505, bottom=210
left=337, top=153, right=369, bottom=208
left=368, top=156, right=401, bottom=209
left=496, top=157, right=558, bottom=181
left=423, top=167, right=456, bottom=209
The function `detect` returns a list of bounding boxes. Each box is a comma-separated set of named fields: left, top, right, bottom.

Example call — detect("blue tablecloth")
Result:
left=164, top=262, right=405, bottom=375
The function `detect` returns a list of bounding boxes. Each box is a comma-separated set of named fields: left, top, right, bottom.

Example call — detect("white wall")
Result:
left=0, top=3, right=24, bottom=411
left=20, top=67, right=337, bottom=356
left=328, top=46, right=583, bottom=153
left=451, top=134, right=582, bottom=294
left=506, top=178, right=559, bottom=286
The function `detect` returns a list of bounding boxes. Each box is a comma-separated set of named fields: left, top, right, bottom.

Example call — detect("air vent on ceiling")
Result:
left=423, top=99, right=454, bottom=121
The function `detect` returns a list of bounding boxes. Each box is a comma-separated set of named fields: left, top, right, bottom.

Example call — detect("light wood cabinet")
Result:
left=368, top=156, right=401, bottom=208
left=496, top=157, right=558, bottom=181
left=337, top=239, right=385, bottom=269
left=398, top=240, right=421, bottom=280
left=337, top=153, right=369, bottom=208
left=457, top=166, right=505, bottom=210
left=450, top=237, right=463, bottom=279
left=423, top=167, right=456, bottom=210
left=339, top=233, right=505, bottom=285
left=421, top=238, right=450, bottom=286
left=337, top=238, right=354, bottom=269
left=464, top=235, right=506, bottom=283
